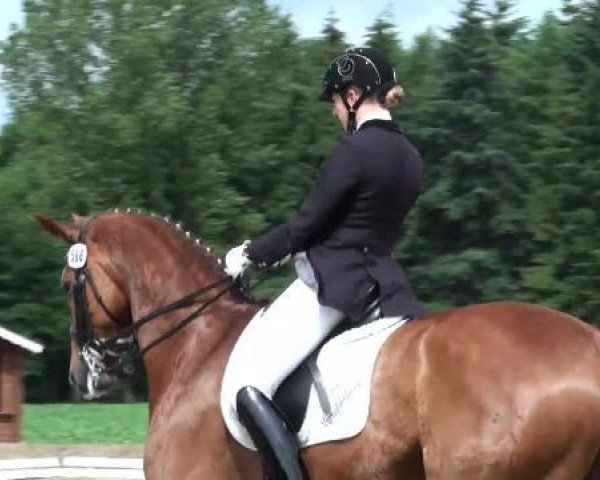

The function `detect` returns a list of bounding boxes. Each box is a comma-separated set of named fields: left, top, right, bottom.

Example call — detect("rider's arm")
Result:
left=246, top=140, right=361, bottom=267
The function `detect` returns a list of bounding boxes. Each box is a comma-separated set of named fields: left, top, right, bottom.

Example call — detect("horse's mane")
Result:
left=103, top=207, right=261, bottom=304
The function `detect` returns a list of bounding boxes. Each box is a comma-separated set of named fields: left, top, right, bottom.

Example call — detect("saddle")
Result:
left=222, top=284, right=409, bottom=450
left=273, top=284, right=383, bottom=432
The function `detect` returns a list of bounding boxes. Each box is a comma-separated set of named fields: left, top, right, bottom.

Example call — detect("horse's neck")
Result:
left=120, top=231, right=259, bottom=407
left=142, top=298, right=257, bottom=410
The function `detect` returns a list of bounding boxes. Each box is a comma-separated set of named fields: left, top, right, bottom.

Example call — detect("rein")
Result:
left=105, top=276, right=234, bottom=356
left=69, top=218, right=241, bottom=382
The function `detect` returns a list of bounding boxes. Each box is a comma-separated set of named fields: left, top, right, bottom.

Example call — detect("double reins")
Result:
left=104, top=276, right=233, bottom=357
left=70, top=219, right=237, bottom=366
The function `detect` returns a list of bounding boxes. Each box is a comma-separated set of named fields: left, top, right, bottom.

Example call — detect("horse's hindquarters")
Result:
left=415, top=302, right=600, bottom=480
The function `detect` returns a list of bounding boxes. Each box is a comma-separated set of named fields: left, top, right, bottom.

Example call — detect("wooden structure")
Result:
left=0, top=325, right=43, bottom=442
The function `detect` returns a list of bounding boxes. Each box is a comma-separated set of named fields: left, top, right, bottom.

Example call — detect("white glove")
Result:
left=224, top=240, right=252, bottom=278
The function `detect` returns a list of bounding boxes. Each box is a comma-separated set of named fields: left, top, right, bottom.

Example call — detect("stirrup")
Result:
left=237, top=386, right=308, bottom=480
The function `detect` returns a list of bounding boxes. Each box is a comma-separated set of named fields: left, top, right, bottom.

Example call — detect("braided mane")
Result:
left=108, top=207, right=225, bottom=271
left=106, top=208, right=260, bottom=303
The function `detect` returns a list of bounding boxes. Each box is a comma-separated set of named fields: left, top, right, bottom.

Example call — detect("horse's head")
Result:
left=37, top=213, right=133, bottom=399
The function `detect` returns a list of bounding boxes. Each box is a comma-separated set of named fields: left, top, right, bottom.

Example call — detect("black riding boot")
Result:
left=236, top=386, right=308, bottom=480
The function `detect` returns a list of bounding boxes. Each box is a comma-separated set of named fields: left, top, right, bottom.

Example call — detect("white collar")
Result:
left=356, top=110, right=392, bottom=131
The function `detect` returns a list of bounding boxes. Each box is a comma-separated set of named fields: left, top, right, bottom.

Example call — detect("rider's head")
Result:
left=320, top=47, right=404, bottom=134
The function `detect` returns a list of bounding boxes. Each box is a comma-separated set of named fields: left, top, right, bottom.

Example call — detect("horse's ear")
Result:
left=35, top=214, right=79, bottom=244
left=71, top=213, right=89, bottom=227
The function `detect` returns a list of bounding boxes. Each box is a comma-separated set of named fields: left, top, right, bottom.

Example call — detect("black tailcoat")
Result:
left=247, top=119, right=425, bottom=322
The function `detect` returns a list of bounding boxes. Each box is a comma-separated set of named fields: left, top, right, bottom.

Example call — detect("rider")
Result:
left=222, top=47, right=425, bottom=479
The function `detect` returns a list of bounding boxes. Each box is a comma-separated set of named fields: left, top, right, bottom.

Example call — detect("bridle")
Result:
left=68, top=219, right=234, bottom=389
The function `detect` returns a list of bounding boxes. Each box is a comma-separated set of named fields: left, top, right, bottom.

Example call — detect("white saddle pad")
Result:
left=224, top=316, right=408, bottom=448
left=296, top=316, right=407, bottom=446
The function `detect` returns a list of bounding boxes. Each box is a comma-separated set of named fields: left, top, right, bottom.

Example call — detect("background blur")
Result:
left=0, top=0, right=598, bottom=402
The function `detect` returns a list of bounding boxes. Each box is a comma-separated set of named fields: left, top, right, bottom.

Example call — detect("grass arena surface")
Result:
left=24, top=404, right=147, bottom=444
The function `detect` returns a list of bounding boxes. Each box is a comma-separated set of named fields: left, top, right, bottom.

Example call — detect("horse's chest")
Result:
left=145, top=404, right=241, bottom=479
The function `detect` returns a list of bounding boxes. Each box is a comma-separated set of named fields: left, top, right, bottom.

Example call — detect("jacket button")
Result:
left=363, top=246, right=369, bottom=253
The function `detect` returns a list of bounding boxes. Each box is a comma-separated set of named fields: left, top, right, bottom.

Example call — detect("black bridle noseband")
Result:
left=69, top=220, right=234, bottom=387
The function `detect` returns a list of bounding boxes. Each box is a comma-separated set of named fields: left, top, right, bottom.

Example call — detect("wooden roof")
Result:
left=0, top=326, right=44, bottom=354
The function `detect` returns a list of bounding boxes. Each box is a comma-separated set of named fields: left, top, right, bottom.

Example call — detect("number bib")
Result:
left=67, top=243, right=88, bottom=269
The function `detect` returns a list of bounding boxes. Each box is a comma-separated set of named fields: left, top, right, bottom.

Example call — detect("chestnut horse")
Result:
left=38, top=210, right=600, bottom=480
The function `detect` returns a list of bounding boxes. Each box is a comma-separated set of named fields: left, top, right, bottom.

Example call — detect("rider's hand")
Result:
left=224, top=241, right=252, bottom=279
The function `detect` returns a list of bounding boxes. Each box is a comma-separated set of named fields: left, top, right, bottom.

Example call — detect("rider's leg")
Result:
left=236, top=385, right=307, bottom=480
left=221, top=278, right=344, bottom=478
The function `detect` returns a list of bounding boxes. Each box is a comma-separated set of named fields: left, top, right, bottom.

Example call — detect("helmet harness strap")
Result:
left=342, top=92, right=367, bottom=134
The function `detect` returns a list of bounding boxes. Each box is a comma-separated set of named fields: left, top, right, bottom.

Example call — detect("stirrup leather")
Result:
left=237, top=386, right=308, bottom=480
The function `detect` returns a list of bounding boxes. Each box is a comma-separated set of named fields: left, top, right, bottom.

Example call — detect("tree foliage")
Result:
left=0, top=0, right=598, bottom=400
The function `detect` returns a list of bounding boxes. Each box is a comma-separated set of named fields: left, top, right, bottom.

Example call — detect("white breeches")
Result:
left=220, top=271, right=344, bottom=428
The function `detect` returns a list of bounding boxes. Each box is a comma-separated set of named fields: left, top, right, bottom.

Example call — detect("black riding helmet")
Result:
left=320, top=47, right=397, bottom=133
